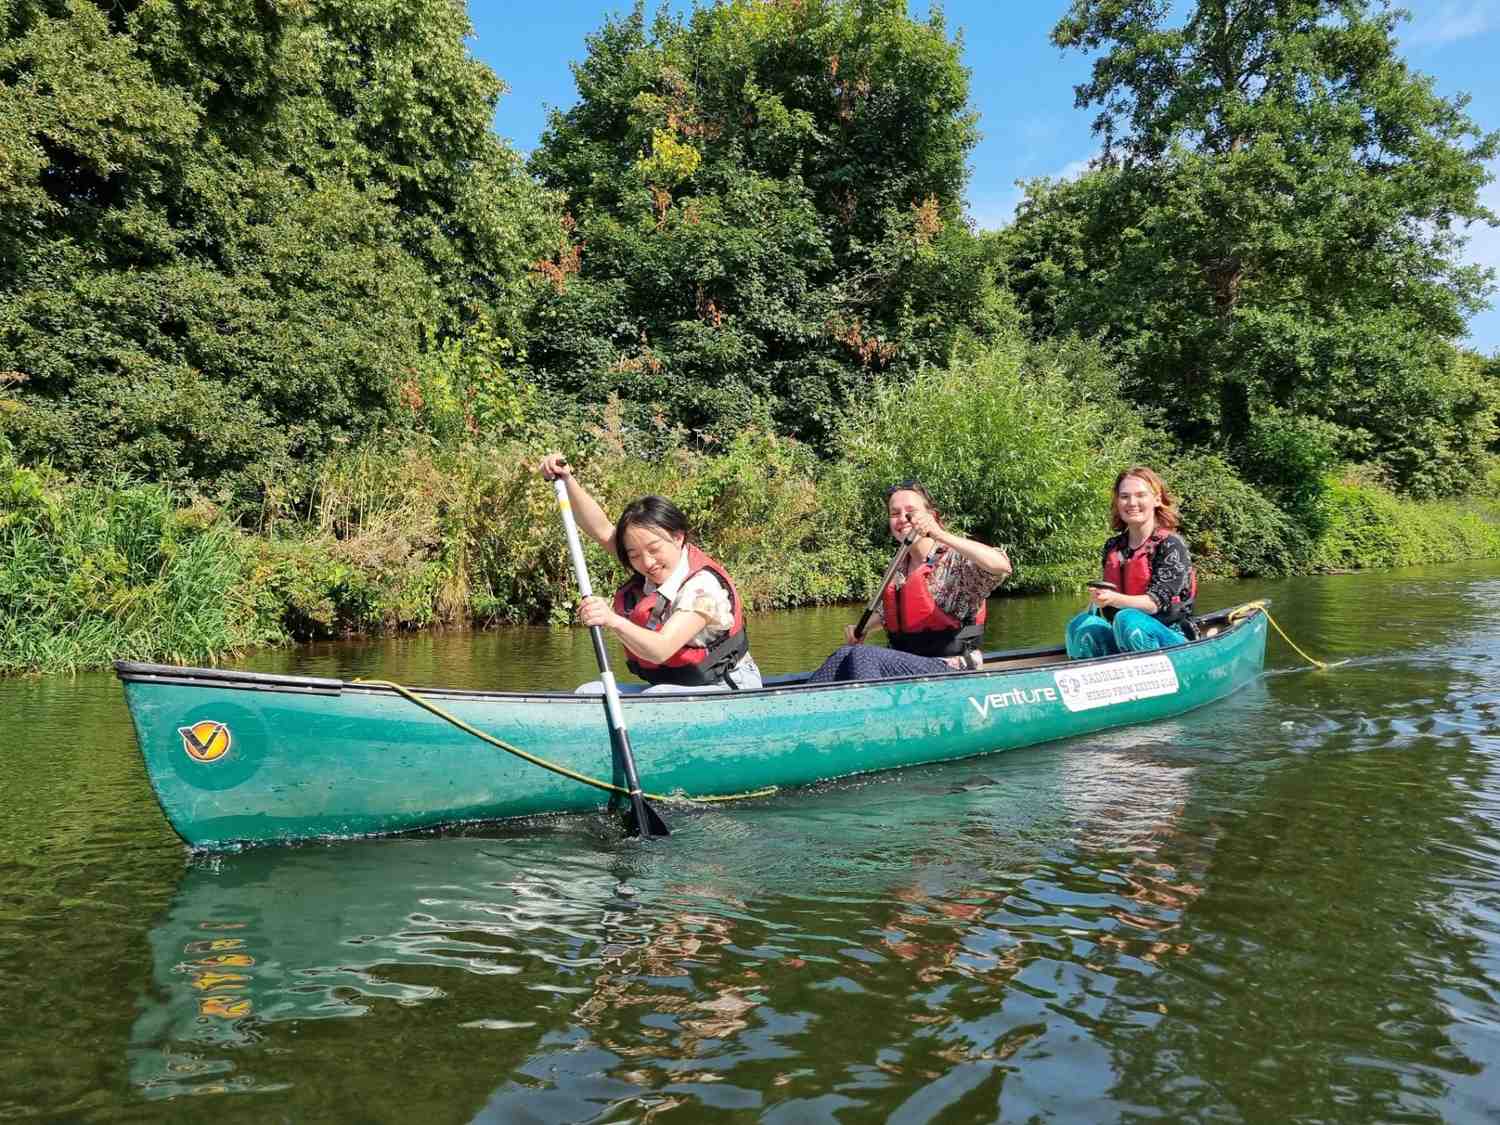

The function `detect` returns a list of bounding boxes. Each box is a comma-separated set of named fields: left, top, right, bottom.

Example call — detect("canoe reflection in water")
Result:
left=128, top=734, right=1224, bottom=1115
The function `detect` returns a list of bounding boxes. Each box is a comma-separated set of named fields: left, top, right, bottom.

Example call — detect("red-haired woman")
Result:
left=1065, top=466, right=1197, bottom=659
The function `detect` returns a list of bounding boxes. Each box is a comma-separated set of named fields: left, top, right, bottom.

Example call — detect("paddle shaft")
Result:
left=853, top=530, right=918, bottom=640
left=552, top=478, right=667, bottom=837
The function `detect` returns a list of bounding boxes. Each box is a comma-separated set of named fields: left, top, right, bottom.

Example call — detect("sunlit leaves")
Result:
left=1007, top=0, right=1500, bottom=496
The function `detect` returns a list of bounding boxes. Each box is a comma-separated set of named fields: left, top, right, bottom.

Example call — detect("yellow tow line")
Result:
left=1227, top=600, right=1343, bottom=670
left=353, top=678, right=777, bottom=806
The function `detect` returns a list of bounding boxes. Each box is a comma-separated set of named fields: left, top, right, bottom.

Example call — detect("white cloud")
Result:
left=1048, top=157, right=1096, bottom=183
left=1405, top=0, right=1495, bottom=47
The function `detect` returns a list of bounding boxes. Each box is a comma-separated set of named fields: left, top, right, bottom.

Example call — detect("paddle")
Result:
left=552, top=477, right=670, bottom=838
left=851, top=529, right=919, bottom=642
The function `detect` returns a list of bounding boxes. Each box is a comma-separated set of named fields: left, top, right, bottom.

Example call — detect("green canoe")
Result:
left=116, top=602, right=1268, bottom=849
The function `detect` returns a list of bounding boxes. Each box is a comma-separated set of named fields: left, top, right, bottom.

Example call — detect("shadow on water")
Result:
left=3, top=561, right=1499, bottom=1121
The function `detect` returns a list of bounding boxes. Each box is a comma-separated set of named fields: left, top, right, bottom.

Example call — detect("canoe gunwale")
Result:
left=114, top=662, right=343, bottom=695
left=113, top=602, right=1266, bottom=703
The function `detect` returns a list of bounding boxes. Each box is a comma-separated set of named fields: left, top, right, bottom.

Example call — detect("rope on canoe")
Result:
left=351, top=678, right=777, bottom=806
left=1226, top=600, right=1342, bottom=671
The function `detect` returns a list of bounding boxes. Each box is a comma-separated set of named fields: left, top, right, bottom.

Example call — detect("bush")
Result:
left=0, top=464, right=277, bottom=673
left=1310, top=472, right=1500, bottom=571
left=1169, top=453, right=1310, bottom=578
left=832, top=339, right=1143, bottom=590
left=1239, top=407, right=1341, bottom=534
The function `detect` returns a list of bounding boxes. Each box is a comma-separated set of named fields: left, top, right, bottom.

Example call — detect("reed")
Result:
left=0, top=470, right=277, bottom=674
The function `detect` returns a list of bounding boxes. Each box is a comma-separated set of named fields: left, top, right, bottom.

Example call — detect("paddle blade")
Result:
left=624, top=793, right=671, bottom=838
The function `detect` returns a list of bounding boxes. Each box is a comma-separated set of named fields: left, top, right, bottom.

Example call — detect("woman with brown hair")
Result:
left=1065, top=466, right=1197, bottom=659
left=807, top=480, right=1011, bottom=682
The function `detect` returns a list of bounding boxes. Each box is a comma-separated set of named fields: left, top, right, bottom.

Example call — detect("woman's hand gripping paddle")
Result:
left=851, top=530, right=919, bottom=642
left=552, top=476, right=669, bottom=838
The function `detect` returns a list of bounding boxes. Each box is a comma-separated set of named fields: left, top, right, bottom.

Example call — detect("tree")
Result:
left=0, top=0, right=556, bottom=500
left=527, top=0, right=1012, bottom=449
left=1004, top=0, right=1499, bottom=496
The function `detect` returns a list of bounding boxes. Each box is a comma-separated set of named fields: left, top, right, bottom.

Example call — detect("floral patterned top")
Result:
left=642, top=551, right=737, bottom=648
left=879, top=545, right=1006, bottom=625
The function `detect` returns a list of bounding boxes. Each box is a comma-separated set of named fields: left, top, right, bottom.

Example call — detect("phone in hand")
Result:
left=1085, top=580, right=1118, bottom=590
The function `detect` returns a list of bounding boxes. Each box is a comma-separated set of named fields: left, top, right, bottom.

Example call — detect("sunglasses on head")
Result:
left=884, top=479, right=927, bottom=499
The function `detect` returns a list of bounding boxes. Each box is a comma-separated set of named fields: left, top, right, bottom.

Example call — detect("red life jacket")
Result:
left=1101, top=528, right=1197, bottom=627
left=881, top=548, right=988, bottom=658
left=612, top=543, right=751, bottom=687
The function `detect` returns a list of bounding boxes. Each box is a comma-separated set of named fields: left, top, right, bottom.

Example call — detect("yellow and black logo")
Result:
left=178, top=720, right=231, bottom=762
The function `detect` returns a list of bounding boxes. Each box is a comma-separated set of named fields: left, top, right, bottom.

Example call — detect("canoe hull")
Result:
left=118, top=608, right=1268, bottom=848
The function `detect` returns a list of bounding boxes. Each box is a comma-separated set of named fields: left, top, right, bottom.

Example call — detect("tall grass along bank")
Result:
left=2, top=408, right=1497, bottom=677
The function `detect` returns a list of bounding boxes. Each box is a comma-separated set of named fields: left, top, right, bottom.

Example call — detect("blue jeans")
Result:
left=805, top=644, right=950, bottom=683
left=1065, top=608, right=1186, bottom=659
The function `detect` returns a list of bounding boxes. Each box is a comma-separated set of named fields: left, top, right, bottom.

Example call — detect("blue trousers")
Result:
left=806, top=644, right=950, bottom=683
left=1065, top=608, right=1186, bottom=659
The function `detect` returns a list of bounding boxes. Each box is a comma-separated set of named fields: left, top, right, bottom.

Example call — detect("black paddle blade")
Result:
left=624, top=793, right=671, bottom=838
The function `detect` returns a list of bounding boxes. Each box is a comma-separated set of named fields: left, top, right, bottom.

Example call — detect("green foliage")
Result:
left=1240, top=408, right=1341, bottom=534
left=0, top=454, right=51, bottom=531
left=832, top=338, right=1143, bottom=590
left=528, top=0, right=1009, bottom=449
left=1169, top=453, right=1309, bottom=579
left=1, top=0, right=560, bottom=504
left=1004, top=0, right=1500, bottom=495
left=396, top=327, right=541, bottom=448
left=0, top=462, right=278, bottom=673
left=1311, top=473, right=1500, bottom=571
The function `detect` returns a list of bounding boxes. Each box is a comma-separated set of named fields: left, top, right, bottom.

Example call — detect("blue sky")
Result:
left=472, top=2, right=1500, bottom=356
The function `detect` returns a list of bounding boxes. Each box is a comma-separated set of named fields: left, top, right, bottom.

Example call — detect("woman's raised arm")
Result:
left=539, top=453, right=616, bottom=556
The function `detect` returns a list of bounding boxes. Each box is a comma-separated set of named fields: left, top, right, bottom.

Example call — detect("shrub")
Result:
left=0, top=467, right=277, bottom=673
left=832, top=339, right=1143, bottom=590
left=1239, top=407, right=1341, bottom=535
left=1169, top=453, right=1310, bottom=578
left=1311, top=473, right=1500, bottom=571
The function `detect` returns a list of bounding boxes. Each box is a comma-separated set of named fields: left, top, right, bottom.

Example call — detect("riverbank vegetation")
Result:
left=5, top=356, right=1497, bottom=675
left=2, top=0, right=1499, bottom=673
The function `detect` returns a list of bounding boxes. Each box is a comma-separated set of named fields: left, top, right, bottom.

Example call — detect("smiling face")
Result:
left=887, top=488, right=933, bottom=541
left=621, top=522, right=687, bottom=585
left=1115, top=475, right=1158, bottom=530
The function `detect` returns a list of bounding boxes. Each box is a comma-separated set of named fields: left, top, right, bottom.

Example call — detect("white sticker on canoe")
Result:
left=1052, top=655, right=1180, bottom=712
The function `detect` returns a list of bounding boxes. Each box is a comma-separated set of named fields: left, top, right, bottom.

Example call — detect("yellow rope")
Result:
left=352, top=678, right=777, bottom=806
left=1226, top=600, right=1336, bottom=670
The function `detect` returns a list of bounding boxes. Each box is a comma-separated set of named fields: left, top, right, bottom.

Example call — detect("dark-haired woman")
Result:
left=807, top=481, right=1011, bottom=683
left=539, top=452, right=762, bottom=692
left=1065, top=466, right=1197, bottom=659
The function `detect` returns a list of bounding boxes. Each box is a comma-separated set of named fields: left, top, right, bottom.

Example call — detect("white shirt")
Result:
left=641, top=549, right=735, bottom=646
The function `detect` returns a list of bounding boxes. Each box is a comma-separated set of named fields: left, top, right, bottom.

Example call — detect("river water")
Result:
left=2, top=563, right=1498, bottom=1122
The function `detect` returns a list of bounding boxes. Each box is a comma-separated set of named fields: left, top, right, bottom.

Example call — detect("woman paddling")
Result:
left=1065, top=466, right=1197, bottom=659
left=808, top=480, right=1011, bottom=683
left=539, top=453, right=762, bottom=692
